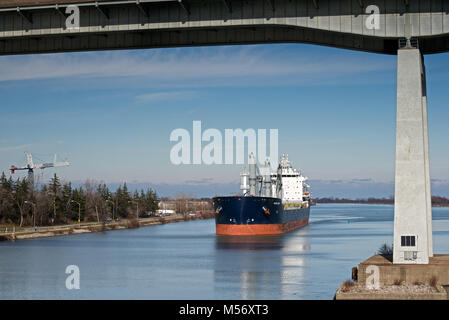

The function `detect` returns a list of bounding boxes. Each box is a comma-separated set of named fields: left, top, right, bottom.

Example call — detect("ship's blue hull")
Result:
left=213, top=196, right=310, bottom=235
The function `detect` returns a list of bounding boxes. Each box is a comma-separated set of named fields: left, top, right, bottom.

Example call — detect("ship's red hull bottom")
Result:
left=216, top=218, right=309, bottom=236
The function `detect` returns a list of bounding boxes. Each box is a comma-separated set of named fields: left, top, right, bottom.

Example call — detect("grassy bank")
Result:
left=0, top=214, right=214, bottom=242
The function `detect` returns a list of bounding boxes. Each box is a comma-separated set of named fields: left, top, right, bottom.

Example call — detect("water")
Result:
left=1, top=203, right=449, bottom=300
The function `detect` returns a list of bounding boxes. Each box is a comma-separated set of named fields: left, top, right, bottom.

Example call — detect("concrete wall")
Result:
left=358, top=264, right=449, bottom=286
left=357, top=255, right=449, bottom=286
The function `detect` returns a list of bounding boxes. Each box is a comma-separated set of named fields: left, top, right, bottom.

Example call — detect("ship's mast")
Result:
left=240, top=168, right=249, bottom=196
left=264, top=159, right=272, bottom=197
left=248, top=153, right=257, bottom=196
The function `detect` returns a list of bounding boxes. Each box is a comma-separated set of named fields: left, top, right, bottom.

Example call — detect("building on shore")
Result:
left=158, top=198, right=213, bottom=217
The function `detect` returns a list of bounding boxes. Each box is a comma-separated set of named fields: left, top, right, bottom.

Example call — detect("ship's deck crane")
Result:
left=10, top=151, right=69, bottom=185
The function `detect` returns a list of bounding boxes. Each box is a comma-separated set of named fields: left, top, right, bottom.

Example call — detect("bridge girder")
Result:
left=0, top=0, right=449, bottom=55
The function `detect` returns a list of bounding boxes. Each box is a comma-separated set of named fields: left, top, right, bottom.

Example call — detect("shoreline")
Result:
left=316, top=201, right=449, bottom=207
left=0, top=214, right=214, bottom=242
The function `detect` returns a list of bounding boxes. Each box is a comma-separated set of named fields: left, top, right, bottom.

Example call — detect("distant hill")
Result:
left=315, top=196, right=449, bottom=207
left=66, top=179, right=449, bottom=199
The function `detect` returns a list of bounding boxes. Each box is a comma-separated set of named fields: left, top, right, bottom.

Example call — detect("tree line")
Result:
left=0, top=172, right=158, bottom=227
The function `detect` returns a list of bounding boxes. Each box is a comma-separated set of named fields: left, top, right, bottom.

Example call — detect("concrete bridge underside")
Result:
left=1, top=0, right=449, bottom=55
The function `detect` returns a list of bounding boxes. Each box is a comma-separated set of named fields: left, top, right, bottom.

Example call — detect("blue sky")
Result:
left=0, top=43, right=448, bottom=197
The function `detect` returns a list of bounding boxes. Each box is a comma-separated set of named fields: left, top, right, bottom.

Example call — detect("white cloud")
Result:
left=134, top=90, right=197, bottom=102
left=0, top=46, right=394, bottom=86
left=0, top=144, right=31, bottom=152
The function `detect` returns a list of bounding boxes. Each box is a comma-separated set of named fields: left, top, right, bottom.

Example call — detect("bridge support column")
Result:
left=393, top=48, right=433, bottom=264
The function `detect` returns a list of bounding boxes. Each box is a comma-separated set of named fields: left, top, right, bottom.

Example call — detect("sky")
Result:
left=0, top=43, right=448, bottom=198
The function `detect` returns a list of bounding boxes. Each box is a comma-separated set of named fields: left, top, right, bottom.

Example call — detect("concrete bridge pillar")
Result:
left=393, top=47, right=433, bottom=264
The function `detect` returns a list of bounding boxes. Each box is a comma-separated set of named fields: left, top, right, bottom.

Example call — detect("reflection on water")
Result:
left=0, top=204, right=448, bottom=299
left=215, top=235, right=286, bottom=250
left=214, top=230, right=311, bottom=299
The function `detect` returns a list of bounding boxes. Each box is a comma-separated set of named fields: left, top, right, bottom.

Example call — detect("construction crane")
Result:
left=10, top=151, right=69, bottom=186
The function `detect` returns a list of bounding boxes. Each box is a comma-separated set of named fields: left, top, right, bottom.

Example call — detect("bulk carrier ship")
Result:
left=213, top=153, right=311, bottom=236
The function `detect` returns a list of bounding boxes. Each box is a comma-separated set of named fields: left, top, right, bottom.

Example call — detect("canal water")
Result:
left=1, top=203, right=449, bottom=300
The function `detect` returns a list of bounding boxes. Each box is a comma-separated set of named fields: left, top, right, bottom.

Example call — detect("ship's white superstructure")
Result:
left=274, top=154, right=310, bottom=203
left=240, top=153, right=310, bottom=204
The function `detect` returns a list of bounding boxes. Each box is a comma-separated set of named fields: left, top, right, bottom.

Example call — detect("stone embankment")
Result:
left=335, top=254, right=449, bottom=300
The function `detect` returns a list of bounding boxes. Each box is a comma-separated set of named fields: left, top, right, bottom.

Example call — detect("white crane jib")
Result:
left=10, top=151, right=69, bottom=173
left=40, top=153, right=70, bottom=170
left=10, top=152, right=70, bottom=185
